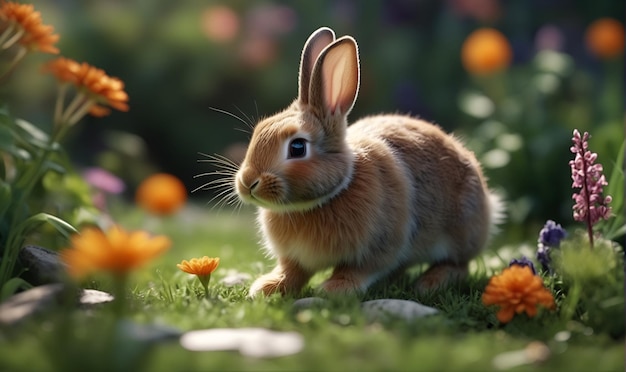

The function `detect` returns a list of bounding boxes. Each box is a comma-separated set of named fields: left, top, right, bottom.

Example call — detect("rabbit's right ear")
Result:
left=298, top=27, right=336, bottom=104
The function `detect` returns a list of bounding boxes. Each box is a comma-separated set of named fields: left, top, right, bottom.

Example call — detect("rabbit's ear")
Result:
left=309, top=36, right=360, bottom=117
left=299, top=27, right=336, bottom=105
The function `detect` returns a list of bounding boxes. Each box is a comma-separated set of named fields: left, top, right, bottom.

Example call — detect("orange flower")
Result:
left=178, top=256, right=220, bottom=296
left=60, top=225, right=171, bottom=279
left=136, top=173, right=188, bottom=215
left=43, top=57, right=129, bottom=115
left=0, top=1, right=59, bottom=54
left=177, top=256, right=220, bottom=277
left=482, top=265, right=555, bottom=323
left=585, top=18, right=624, bottom=59
left=461, top=28, right=512, bottom=75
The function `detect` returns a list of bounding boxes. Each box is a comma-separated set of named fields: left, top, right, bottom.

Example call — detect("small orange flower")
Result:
left=461, top=28, right=512, bottom=75
left=482, top=265, right=555, bottom=323
left=136, top=173, right=188, bottom=215
left=43, top=57, right=129, bottom=116
left=0, top=1, right=59, bottom=54
left=178, top=256, right=220, bottom=296
left=60, top=225, right=171, bottom=279
left=585, top=18, right=624, bottom=59
left=177, top=256, right=220, bottom=277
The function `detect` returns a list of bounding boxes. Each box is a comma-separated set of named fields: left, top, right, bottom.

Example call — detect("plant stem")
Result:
left=0, top=23, right=16, bottom=48
left=579, top=147, right=595, bottom=249
left=561, top=280, right=582, bottom=323
left=0, top=121, right=65, bottom=288
left=112, top=273, right=128, bottom=318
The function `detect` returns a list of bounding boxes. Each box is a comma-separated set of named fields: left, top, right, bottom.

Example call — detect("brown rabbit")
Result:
left=233, top=27, right=503, bottom=297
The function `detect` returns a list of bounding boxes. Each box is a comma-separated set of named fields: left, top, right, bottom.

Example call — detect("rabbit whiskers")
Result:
left=193, top=153, right=243, bottom=213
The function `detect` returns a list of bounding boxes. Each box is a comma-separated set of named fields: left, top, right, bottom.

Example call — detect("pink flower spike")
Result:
left=569, top=129, right=612, bottom=248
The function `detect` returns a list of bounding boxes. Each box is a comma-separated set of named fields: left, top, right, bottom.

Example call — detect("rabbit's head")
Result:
left=236, top=28, right=360, bottom=212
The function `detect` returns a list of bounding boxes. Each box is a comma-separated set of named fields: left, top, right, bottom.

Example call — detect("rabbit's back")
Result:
left=348, top=114, right=492, bottom=265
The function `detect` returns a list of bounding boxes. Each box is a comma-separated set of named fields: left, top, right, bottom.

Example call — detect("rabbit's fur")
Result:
left=234, top=27, right=504, bottom=297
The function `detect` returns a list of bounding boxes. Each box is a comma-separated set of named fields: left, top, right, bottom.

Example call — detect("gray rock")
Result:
left=180, top=328, right=305, bottom=358
left=0, top=284, right=115, bottom=326
left=219, top=271, right=252, bottom=287
left=18, top=245, right=66, bottom=285
left=361, top=299, right=438, bottom=322
left=79, top=289, right=114, bottom=306
left=292, top=297, right=328, bottom=309
left=0, top=283, right=64, bottom=326
left=117, top=319, right=182, bottom=344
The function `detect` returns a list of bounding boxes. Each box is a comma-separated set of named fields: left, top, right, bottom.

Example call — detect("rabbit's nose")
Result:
left=238, top=168, right=260, bottom=191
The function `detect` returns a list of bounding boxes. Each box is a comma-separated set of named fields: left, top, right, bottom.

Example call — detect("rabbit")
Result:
left=233, top=27, right=504, bottom=298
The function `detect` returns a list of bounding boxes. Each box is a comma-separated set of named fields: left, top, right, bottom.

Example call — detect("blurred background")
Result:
left=5, top=0, right=624, bottom=237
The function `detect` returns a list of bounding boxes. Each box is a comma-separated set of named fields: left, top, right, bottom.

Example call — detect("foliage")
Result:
left=0, top=1, right=130, bottom=296
left=0, top=1, right=624, bottom=371
left=0, top=210, right=623, bottom=371
left=9, top=0, right=623, bottom=230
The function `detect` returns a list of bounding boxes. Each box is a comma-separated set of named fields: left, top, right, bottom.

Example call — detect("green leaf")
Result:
left=42, top=214, right=78, bottom=240
left=42, top=159, right=67, bottom=175
left=14, top=118, right=49, bottom=144
left=0, top=122, right=12, bottom=149
left=14, top=213, right=77, bottom=246
left=0, top=180, right=11, bottom=220
left=0, top=277, right=33, bottom=301
left=598, top=140, right=625, bottom=240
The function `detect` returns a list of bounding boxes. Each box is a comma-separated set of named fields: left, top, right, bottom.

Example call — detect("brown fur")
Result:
left=234, top=28, right=503, bottom=298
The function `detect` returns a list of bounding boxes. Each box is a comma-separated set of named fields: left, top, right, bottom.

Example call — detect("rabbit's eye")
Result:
left=288, top=138, right=307, bottom=159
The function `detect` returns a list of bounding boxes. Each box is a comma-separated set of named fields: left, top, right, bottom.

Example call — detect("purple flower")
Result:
left=538, top=220, right=566, bottom=247
left=509, top=256, right=536, bottom=275
left=536, top=244, right=551, bottom=273
left=535, top=220, right=566, bottom=273
left=569, top=130, right=612, bottom=247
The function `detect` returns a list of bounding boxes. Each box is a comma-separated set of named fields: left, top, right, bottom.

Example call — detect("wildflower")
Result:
left=538, top=220, right=567, bottom=247
left=509, top=256, right=536, bottom=275
left=83, top=167, right=125, bottom=195
left=569, top=129, right=612, bottom=248
left=0, top=1, right=59, bottom=54
left=83, top=167, right=125, bottom=211
left=42, top=57, right=129, bottom=126
left=585, top=18, right=624, bottom=59
left=535, top=220, right=566, bottom=272
left=60, top=225, right=171, bottom=279
left=482, top=265, right=555, bottom=324
left=461, top=28, right=512, bottom=75
left=177, top=256, right=220, bottom=296
left=136, top=173, right=187, bottom=215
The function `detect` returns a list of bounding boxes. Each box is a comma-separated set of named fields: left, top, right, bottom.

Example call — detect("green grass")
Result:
left=0, top=205, right=623, bottom=372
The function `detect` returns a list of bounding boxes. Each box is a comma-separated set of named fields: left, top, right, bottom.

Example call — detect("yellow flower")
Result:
left=60, top=225, right=171, bottom=279
left=43, top=57, right=129, bottom=119
left=482, top=265, right=555, bottom=323
left=0, top=1, right=60, bottom=54
left=585, top=18, right=624, bottom=59
left=177, top=256, right=220, bottom=277
left=461, top=28, right=512, bottom=75
left=136, top=173, right=188, bottom=216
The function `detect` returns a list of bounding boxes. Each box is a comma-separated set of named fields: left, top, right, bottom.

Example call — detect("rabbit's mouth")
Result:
left=244, top=192, right=328, bottom=213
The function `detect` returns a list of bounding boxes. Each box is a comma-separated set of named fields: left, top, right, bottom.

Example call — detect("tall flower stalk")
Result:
left=569, top=129, right=612, bottom=248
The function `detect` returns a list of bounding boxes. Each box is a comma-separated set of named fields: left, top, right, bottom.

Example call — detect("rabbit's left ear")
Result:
left=309, top=36, right=360, bottom=117
left=299, top=27, right=336, bottom=105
